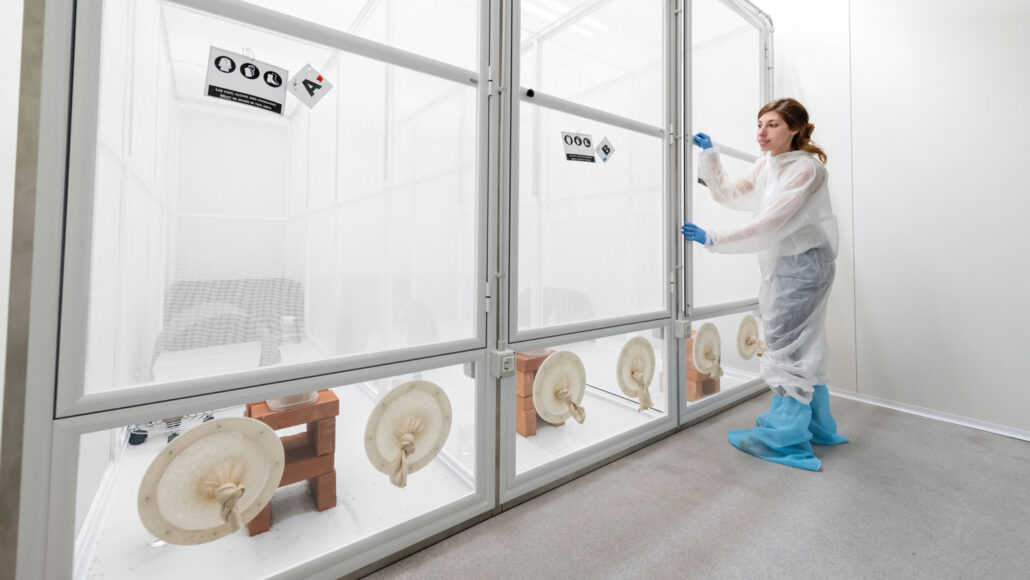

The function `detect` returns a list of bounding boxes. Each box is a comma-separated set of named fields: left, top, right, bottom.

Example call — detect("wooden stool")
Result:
left=516, top=350, right=557, bottom=437
left=686, top=331, right=720, bottom=402
left=244, top=390, right=339, bottom=535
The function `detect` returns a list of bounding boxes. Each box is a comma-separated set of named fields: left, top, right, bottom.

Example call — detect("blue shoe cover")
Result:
left=809, top=385, right=849, bottom=445
left=729, top=395, right=821, bottom=471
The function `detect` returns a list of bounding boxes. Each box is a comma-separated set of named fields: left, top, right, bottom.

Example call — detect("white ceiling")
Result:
left=239, top=0, right=368, bottom=33
left=692, top=0, right=758, bottom=48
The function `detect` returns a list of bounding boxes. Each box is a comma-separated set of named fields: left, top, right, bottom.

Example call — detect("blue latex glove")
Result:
left=681, top=222, right=707, bottom=245
left=692, top=132, right=713, bottom=150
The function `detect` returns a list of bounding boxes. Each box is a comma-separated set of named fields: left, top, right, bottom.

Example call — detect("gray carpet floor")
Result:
left=367, top=393, right=1030, bottom=579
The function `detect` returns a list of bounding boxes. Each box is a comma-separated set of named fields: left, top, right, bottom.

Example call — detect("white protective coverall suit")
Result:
left=696, top=147, right=838, bottom=405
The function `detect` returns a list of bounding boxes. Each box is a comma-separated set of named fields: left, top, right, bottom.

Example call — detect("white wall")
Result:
left=174, top=106, right=289, bottom=282
left=750, top=0, right=857, bottom=392
left=86, top=0, right=177, bottom=393
left=851, top=0, right=1030, bottom=431
left=0, top=0, right=24, bottom=451
left=752, top=0, right=1030, bottom=432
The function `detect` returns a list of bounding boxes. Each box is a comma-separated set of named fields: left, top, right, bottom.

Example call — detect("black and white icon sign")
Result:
left=563, top=134, right=592, bottom=148
left=289, top=64, right=334, bottom=109
left=263, top=71, right=282, bottom=88
left=204, top=47, right=288, bottom=115
left=561, top=131, right=596, bottom=163
left=240, top=62, right=259, bottom=80
left=214, top=56, right=236, bottom=73
left=596, top=137, right=615, bottom=163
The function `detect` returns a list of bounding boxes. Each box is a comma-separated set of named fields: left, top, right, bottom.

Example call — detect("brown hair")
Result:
left=758, top=98, right=827, bottom=164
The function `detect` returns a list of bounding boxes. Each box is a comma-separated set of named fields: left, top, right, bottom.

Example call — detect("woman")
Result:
left=683, top=98, right=848, bottom=471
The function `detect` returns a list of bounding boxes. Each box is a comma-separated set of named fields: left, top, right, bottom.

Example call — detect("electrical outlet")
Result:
left=489, top=349, right=516, bottom=377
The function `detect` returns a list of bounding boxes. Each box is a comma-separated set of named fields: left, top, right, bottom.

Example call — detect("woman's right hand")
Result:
left=692, top=132, right=713, bottom=150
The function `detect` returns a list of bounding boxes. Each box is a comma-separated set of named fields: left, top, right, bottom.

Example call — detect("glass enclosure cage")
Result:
left=12, top=0, right=773, bottom=578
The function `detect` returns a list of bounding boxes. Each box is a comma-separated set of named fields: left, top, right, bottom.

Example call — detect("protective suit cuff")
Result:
left=697, top=148, right=719, bottom=179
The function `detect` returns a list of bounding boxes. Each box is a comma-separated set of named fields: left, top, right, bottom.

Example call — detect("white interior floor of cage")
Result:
left=77, top=386, right=475, bottom=580
left=514, top=337, right=665, bottom=474
left=78, top=337, right=760, bottom=579
left=515, top=388, right=663, bottom=474
left=513, top=370, right=760, bottom=476
left=513, top=338, right=760, bottom=474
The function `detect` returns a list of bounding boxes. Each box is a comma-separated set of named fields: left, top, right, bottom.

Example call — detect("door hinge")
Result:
left=673, top=319, right=691, bottom=339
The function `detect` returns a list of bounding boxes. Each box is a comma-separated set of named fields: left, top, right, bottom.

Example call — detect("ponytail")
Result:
left=794, top=122, right=827, bottom=164
left=759, top=99, right=828, bottom=164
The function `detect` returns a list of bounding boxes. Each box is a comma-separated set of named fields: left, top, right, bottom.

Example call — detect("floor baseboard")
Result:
left=829, top=388, right=1030, bottom=443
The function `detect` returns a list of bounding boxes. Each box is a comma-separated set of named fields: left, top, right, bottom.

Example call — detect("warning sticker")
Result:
left=288, top=64, right=334, bottom=109
left=204, top=47, right=288, bottom=115
left=562, top=132, right=596, bottom=163
left=596, top=137, right=615, bottom=163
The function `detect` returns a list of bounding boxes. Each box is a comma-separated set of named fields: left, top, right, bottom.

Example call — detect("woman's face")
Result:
left=757, top=111, right=799, bottom=156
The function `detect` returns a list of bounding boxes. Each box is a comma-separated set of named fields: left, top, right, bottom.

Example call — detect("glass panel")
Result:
left=689, top=0, right=763, bottom=309
left=514, top=327, right=668, bottom=475
left=516, top=103, right=665, bottom=332
left=691, top=0, right=762, bottom=152
left=74, top=363, right=477, bottom=578
left=521, top=0, right=664, bottom=126
left=241, top=0, right=479, bottom=71
left=82, top=0, right=479, bottom=395
left=691, top=154, right=763, bottom=307
left=687, top=309, right=761, bottom=404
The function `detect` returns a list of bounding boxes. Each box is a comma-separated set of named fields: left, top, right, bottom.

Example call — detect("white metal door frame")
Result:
left=679, top=0, right=774, bottom=424
left=504, top=0, right=677, bottom=347
left=16, top=0, right=504, bottom=577
left=55, top=0, right=495, bottom=417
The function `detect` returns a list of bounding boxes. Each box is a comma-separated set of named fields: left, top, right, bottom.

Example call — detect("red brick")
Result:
left=687, top=379, right=703, bottom=403
left=246, top=390, right=339, bottom=431
left=516, top=394, right=536, bottom=412
left=687, top=378, right=721, bottom=402
left=307, top=418, right=335, bottom=456
left=516, top=409, right=537, bottom=437
left=516, top=369, right=536, bottom=397
left=247, top=503, right=271, bottom=536
left=244, top=390, right=340, bottom=536
left=281, top=445, right=335, bottom=486
left=311, top=471, right=336, bottom=512
left=279, top=431, right=311, bottom=453
left=686, top=331, right=713, bottom=381
left=686, top=365, right=711, bottom=382
left=702, top=378, right=721, bottom=396
left=516, top=350, right=553, bottom=372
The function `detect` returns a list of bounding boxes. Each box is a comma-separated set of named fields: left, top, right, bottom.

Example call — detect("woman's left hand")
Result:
left=682, top=222, right=707, bottom=245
